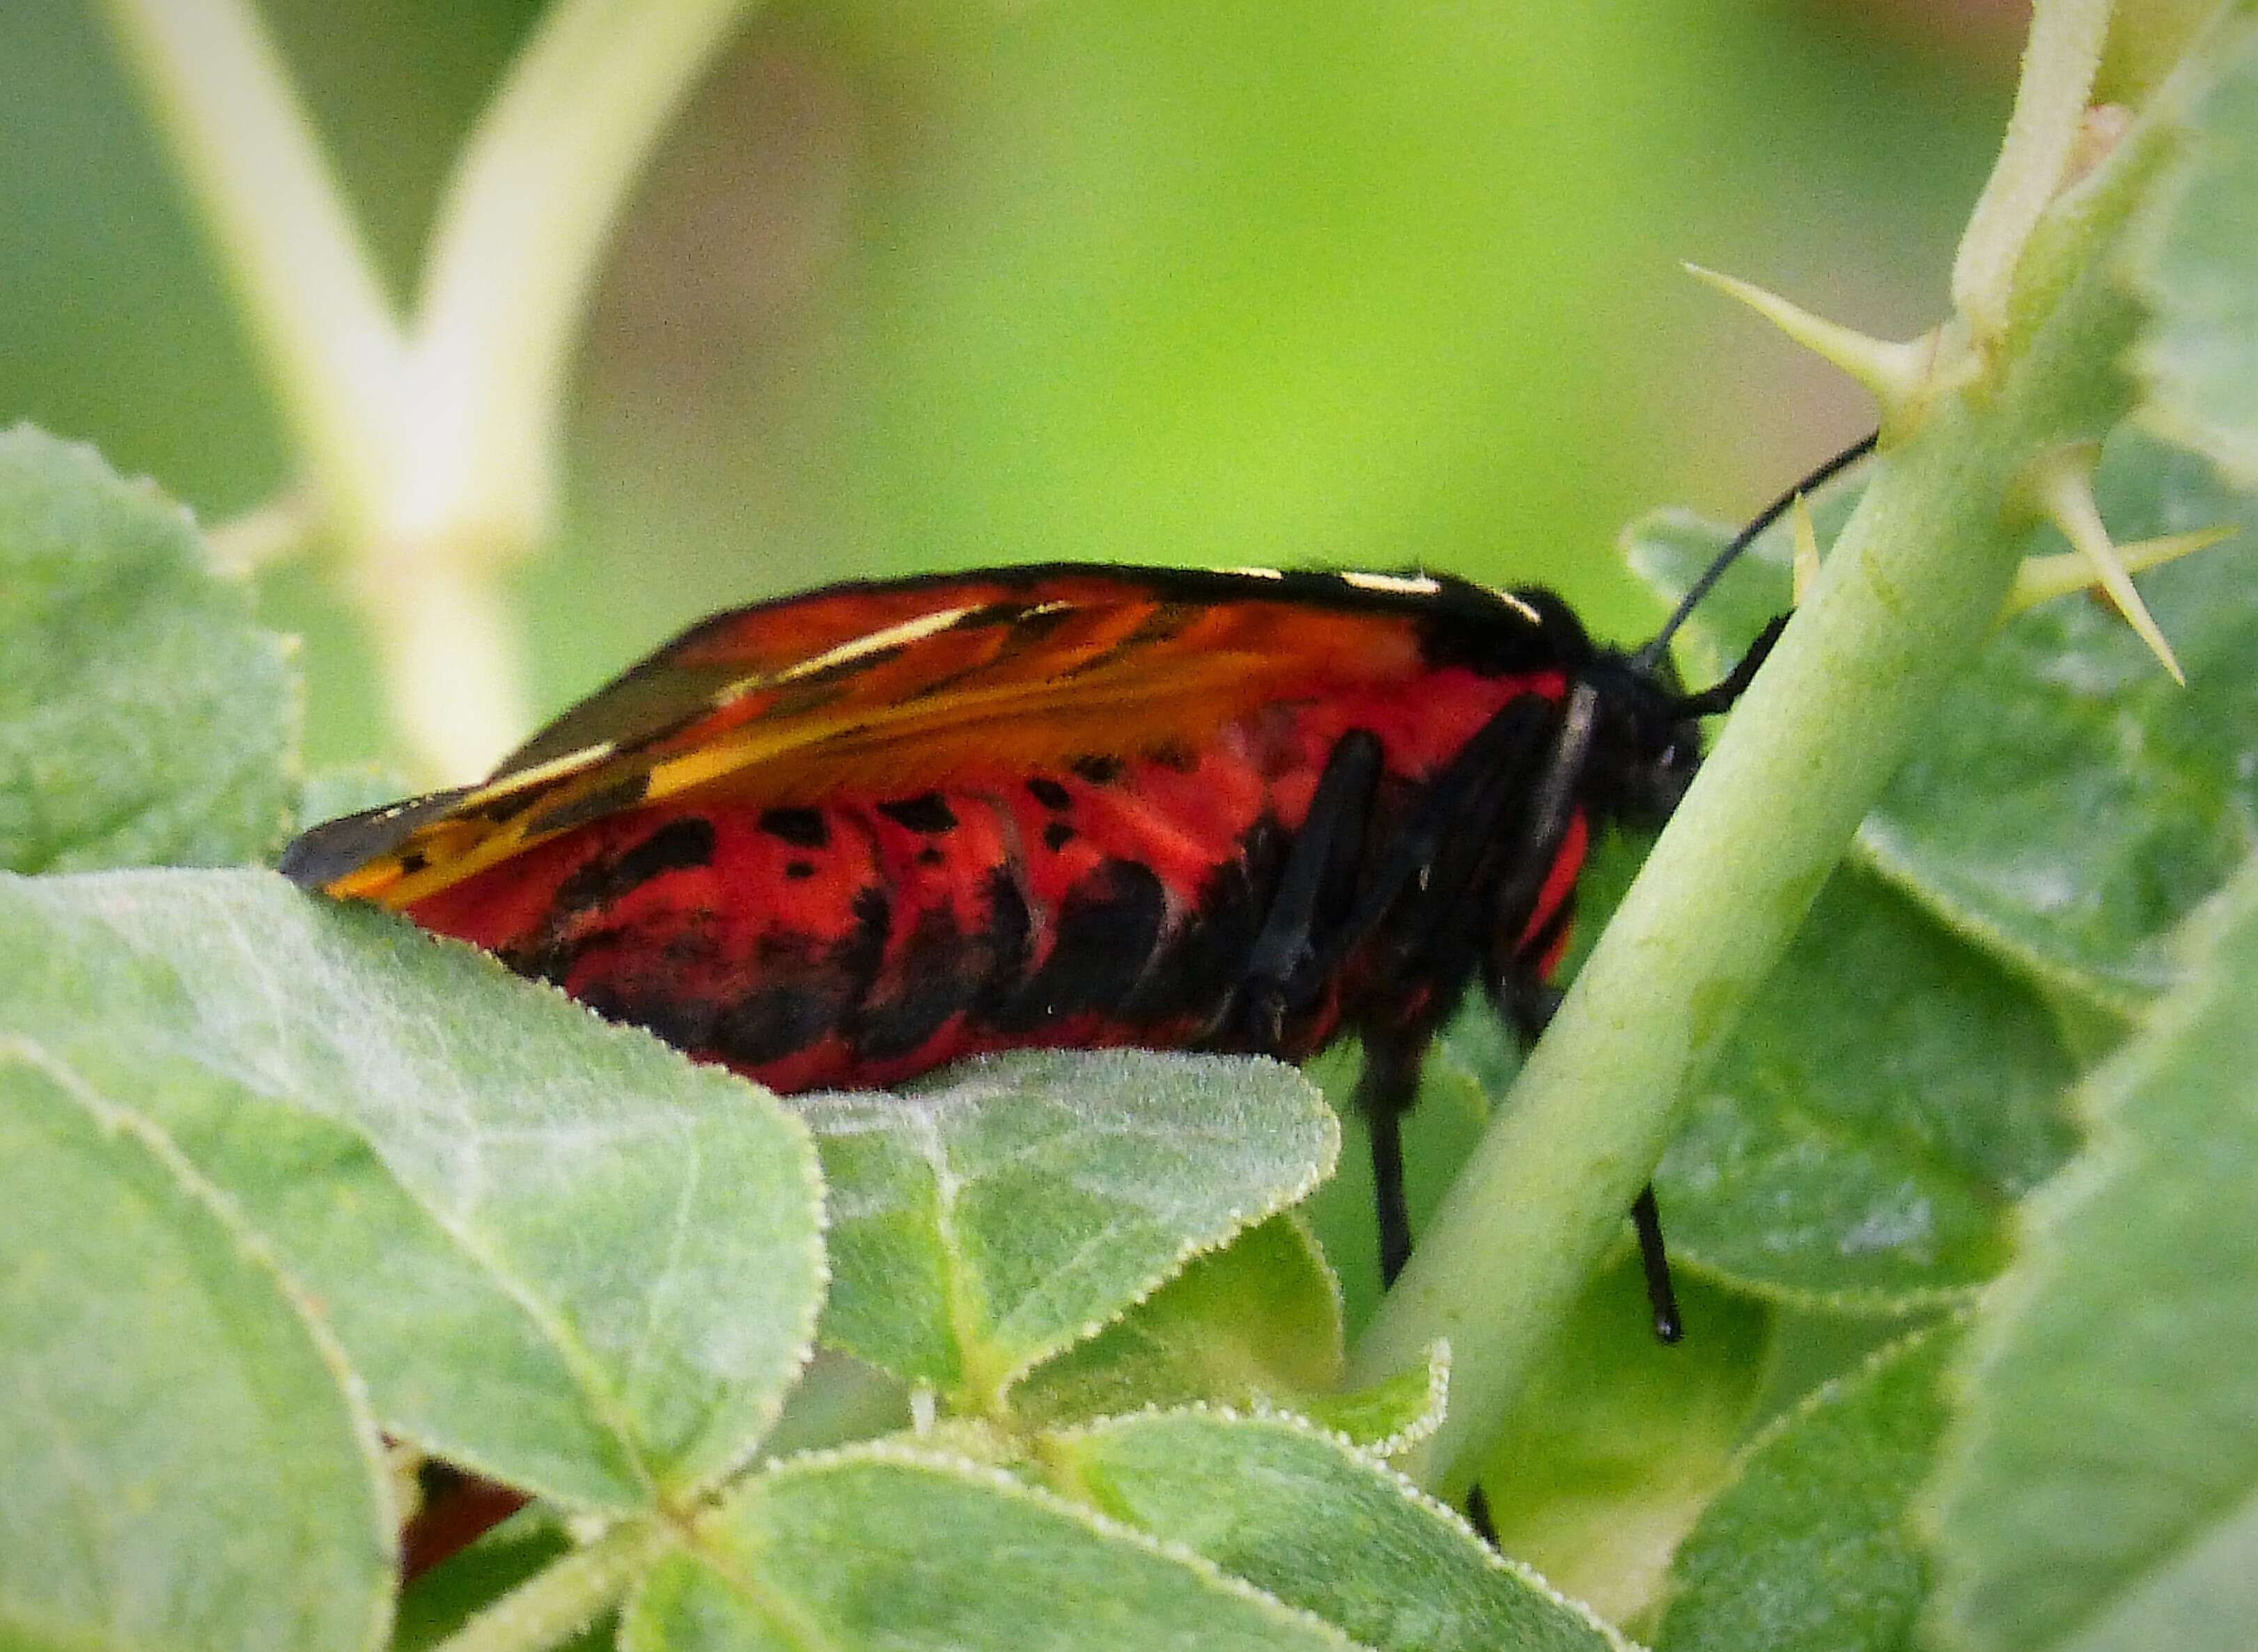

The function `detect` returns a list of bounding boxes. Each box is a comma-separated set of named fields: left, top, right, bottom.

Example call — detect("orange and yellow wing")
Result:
left=281, top=565, right=1488, bottom=910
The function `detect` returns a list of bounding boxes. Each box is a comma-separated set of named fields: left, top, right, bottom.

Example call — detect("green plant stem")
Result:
left=95, top=0, right=406, bottom=533
left=402, top=0, right=762, bottom=557
left=1349, top=64, right=2167, bottom=1500
left=429, top=1516, right=673, bottom=1652
left=1954, top=0, right=2111, bottom=344
left=105, top=0, right=760, bottom=777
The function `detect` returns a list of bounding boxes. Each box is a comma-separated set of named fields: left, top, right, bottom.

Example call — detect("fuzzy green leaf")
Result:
left=1657, top=1320, right=1960, bottom=1652
left=0, top=1042, right=391, bottom=1652
left=1864, top=439, right=2258, bottom=1009
left=1924, top=861, right=2258, bottom=1652
left=1007, top=1213, right=1344, bottom=1430
left=623, top=1444, right=1355, bottom=1652
left=1655, top=865, right=2078, bottom=1307
left=0, top=869, right=825, bottom=1512
left=1292, top=1341, right=1452, bottom=1459
left=1054, top=1409, right=1622, bottom=1652
left=0, top=425, right=297, bottom=873
left=1472, top=1253, right=1774, bottom=1626
left=2135, top=19, right=2258, bottom=488
left=800, top=1050, right=1337, bottom=1404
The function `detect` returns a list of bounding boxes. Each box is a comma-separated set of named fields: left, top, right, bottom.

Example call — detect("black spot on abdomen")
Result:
left=988, top=859, right=1168, bottom=1033
left=708, top=885, right=890, bottom=1069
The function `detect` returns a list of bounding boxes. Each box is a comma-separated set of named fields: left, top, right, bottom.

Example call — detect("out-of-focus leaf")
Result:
left=1054, top=1409, right=1624, bottom=1652
left=0, top=425, right=297, bottom=873
left=754, top=1349, right=914, bottom=1463
left=0, top=869, right=825, bottom=1512
left=0, top=1042, right=391, bottom=1652
left=1924, top=862, right=2258, bottom=1652
left=1472, top=1252, right=1774, bottom=1627
left=1656, top=865, right=2078, bottom=1306
left=2135, top=18, right=2258, bottom=488
left=1657, top=1321, right=1961, bottom=1652
left=799, top=1050, right=1336, bottom=1405
left=1634, top=431, right=2258, bottom=1014
left=1008, top=1213, right=1343, bottom=1428
left=621, top=1444, right=1356, bottom=1652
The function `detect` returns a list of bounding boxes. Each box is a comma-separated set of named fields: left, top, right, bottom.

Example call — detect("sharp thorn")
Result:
left=2006, top=525, right=2238, bottom=617
left=1789, top=492, right=1823, bottom=607
left=1683, top=263, right=1931, bottom=421
left=2027, top=451, right=2189, bottom=685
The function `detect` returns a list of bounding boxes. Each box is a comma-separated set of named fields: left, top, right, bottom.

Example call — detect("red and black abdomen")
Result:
left=405, top=664, right=1573, bottom=1093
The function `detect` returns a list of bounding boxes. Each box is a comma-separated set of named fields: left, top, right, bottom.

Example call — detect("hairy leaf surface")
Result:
left=0, top=1044, right=391, bottom=1652
left=1924, top=864, right=2258, bottom=1652
left=0, top=426, right=296, bottom=873
left=0, top=869, right=825, bottom=1511
left=800, top=1050, right=1336, bottom=1403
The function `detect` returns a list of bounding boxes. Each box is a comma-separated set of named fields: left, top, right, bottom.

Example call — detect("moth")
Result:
left=285, top=438, right=1873, bottom=1329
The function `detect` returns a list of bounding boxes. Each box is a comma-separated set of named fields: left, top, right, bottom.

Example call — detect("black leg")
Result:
left=1320, top=694, right=1564, bottom=1286
left=1286, top=693, right=1559, bottom=1010
left=1357, top=1036, right=1425, bottom=1286
left=1632, top=1185, right=1683, bottom=1343
left=1675, top=612, right=1789, bottom=717
left=1495, top=872, right=1688, bottom=1348
left=1465, top=1484, right=1500, bottom=1547
left=1236, top=730, right=1383, bottom=1046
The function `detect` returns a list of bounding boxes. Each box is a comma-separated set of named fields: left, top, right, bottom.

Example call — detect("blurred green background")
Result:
left=1, top=0, right=2014, bottom=772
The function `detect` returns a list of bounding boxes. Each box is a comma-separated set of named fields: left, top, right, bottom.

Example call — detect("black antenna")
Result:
left=1633, top=429, right=1879, bottom=671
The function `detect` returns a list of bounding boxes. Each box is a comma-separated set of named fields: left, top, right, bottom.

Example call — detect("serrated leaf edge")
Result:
left=1005, top=1205, right=1356, bottom=1435
left=0, top=426, right=306, bottom=873
left=651, top=1435, right=1373, bottom=1651
left=1917, top=866, right=2258, bottom=1650
left=995, top=1054, right=1341, bottom=1394
left=319, top=891, right=834, bottom=1506
left=1649, top=1312, right=1965, bottom=1646
left=1047, top=1403, right=1644, bottom=1652
left=811, top=1052, right=1339, bottom=1402
left=52, top=873, right=831, bottom=1513
left=304, top=901, right=832, bottom=1512
left=1291, top=1337, right=1451, bottom=1460
left=1670, top=1245, right=1985, bottom=1319
left=1854, top=824, right=2160, bottom=1018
